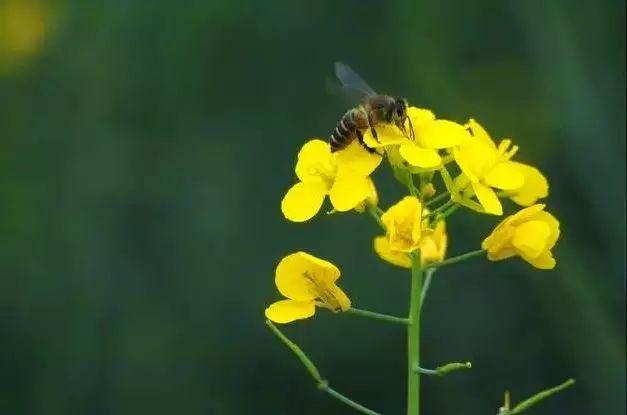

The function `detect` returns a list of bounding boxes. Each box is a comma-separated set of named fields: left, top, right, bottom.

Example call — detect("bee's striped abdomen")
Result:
left=330, top=109, right=359, bottom=152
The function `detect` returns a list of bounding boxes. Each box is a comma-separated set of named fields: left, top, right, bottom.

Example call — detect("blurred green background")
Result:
left=0, top=1, right=624, bottom=414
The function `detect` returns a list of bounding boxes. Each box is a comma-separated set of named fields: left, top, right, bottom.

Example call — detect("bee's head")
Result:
left=392, top=97, right=408, bottom=121
left=391, top=98, right=413, bottom=138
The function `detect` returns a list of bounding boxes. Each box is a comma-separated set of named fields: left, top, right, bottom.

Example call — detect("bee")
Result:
left=330, top=62, right=414, bottom=153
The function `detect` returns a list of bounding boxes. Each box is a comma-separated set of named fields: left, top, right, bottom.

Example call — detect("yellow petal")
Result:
left=483, top=161, right=525, bottom=190
left=509, top=162, right=549, bottom=206
left=466, top=119, right=497, bottom=151
left=373, top=236, right=411, bottom=268
left=471, top=182, right=502, bottom=215
left=453, top=139, right=497, bottom=182
left=512, top=220, right=551, bottom=258
left=363, top=124, right=410, bottom=148
left=325, top=284, right=352, bottom=312
left=521, top=250, right=556, bottom=270
left=506, top=204, right=546, bottom=227
left=418, top=120, right=471, bottom=149
left=407, top=107, right=436, bottom=127
left=354, top=177, right=378, bottom=213
left=421, top=221, right=448, bottom=263
left=329, top=172, right=370, bottom=212
left=420, top=237, right=438, bottom=263
left=295, top=139, right=335, bottom=183
left=265, top=299, right=316, bottom=324
left=530, top=210, right=560, bottom=249
left=486, top=247, right=518, bottom=261
left=297, top=138, right=330, bottom=159
left=275, top=252, right=340, bottom=301
left=482, top=225, right=515, bottom=255
left=334, top=139, right=382, bottom=176
left=281, top=181, right=328, bottom=222
left=399, top=143, right=441, bottom=168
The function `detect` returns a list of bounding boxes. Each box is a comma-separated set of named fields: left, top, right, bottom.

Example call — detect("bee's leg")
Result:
left=371, top=127, right=379, bottom=140
left=356, top=130, right=376, bottom=153
left=367, top=113, right=380, bottom=142
left=407, top=116, right=415, bottom=140
left=396, top=117, right=414, bottom=140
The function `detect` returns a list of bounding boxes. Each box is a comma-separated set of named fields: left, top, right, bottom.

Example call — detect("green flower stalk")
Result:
left=407, top=254, right=423, bottom=413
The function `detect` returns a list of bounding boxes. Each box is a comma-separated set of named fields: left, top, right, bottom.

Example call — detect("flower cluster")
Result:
left=265, top=101, right=567, bottom=414
left=269, top=106, right=560, bottom=324
left=274, top=107, right=559, bottom=300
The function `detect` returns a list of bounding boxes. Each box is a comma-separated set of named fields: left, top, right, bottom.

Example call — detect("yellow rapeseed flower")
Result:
left=281, top=139, right=382, bottom=222
left=374, top=217, right=448, bottom=268
left=373, top=196, right=423, bottom=269
left=452, top=119, right=525, bottom=215
left=380, top=196, right=423, bottom=253
left=482, top=204, right=560, bottom=269
left=265, top=252, right=351, bottom=324
left=363, top=107, right=470, bottom=169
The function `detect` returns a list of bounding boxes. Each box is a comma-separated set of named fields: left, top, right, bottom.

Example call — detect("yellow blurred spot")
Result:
left=0, top=0, right=54, bottom=74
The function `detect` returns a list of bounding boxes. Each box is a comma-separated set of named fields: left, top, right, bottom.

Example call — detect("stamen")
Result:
left=497, top=139, right=519, bottom=160
left=306, top=162, right=336, bottom=185
left=302, top=272, right=341, bottom=311
left=506, top=145, right=519, bottom=160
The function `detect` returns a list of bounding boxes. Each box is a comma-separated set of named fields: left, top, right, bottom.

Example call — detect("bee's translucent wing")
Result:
left=325, top=77, right=366, bottom=107
left=334, top=62, right=377, bottom=97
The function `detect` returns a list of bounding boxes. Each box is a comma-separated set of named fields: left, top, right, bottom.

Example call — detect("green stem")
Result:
left=408, top=174, right=419, bottom=196
left=266, top=320, right=322, bottom=383
left=424, top=249, right=485, bottom=271
left=407, top=255, right=422, bottom=414
left=423, top=199, right=455, bottom=219
left=415, top=367, right=438, bottom=376
left=346, top=307, right=410, bottom=325
left=367, top=203, right=386, bottom=231
left=419, top=268, right=435, bottom=311
left=266, top=320, right=381, bottom=415
left=438, top=165, right=458, bottom=200
left=436, top=203, right=461, bottom=221
left=323, top=387, right=381, bottom=415
left=504, top=379, right=575, bottom=415
left=418, top=173, right=426, bottom=197
left=425, top=191, right=450, bottom=207
left=416, top=361, right=472, bottom=376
